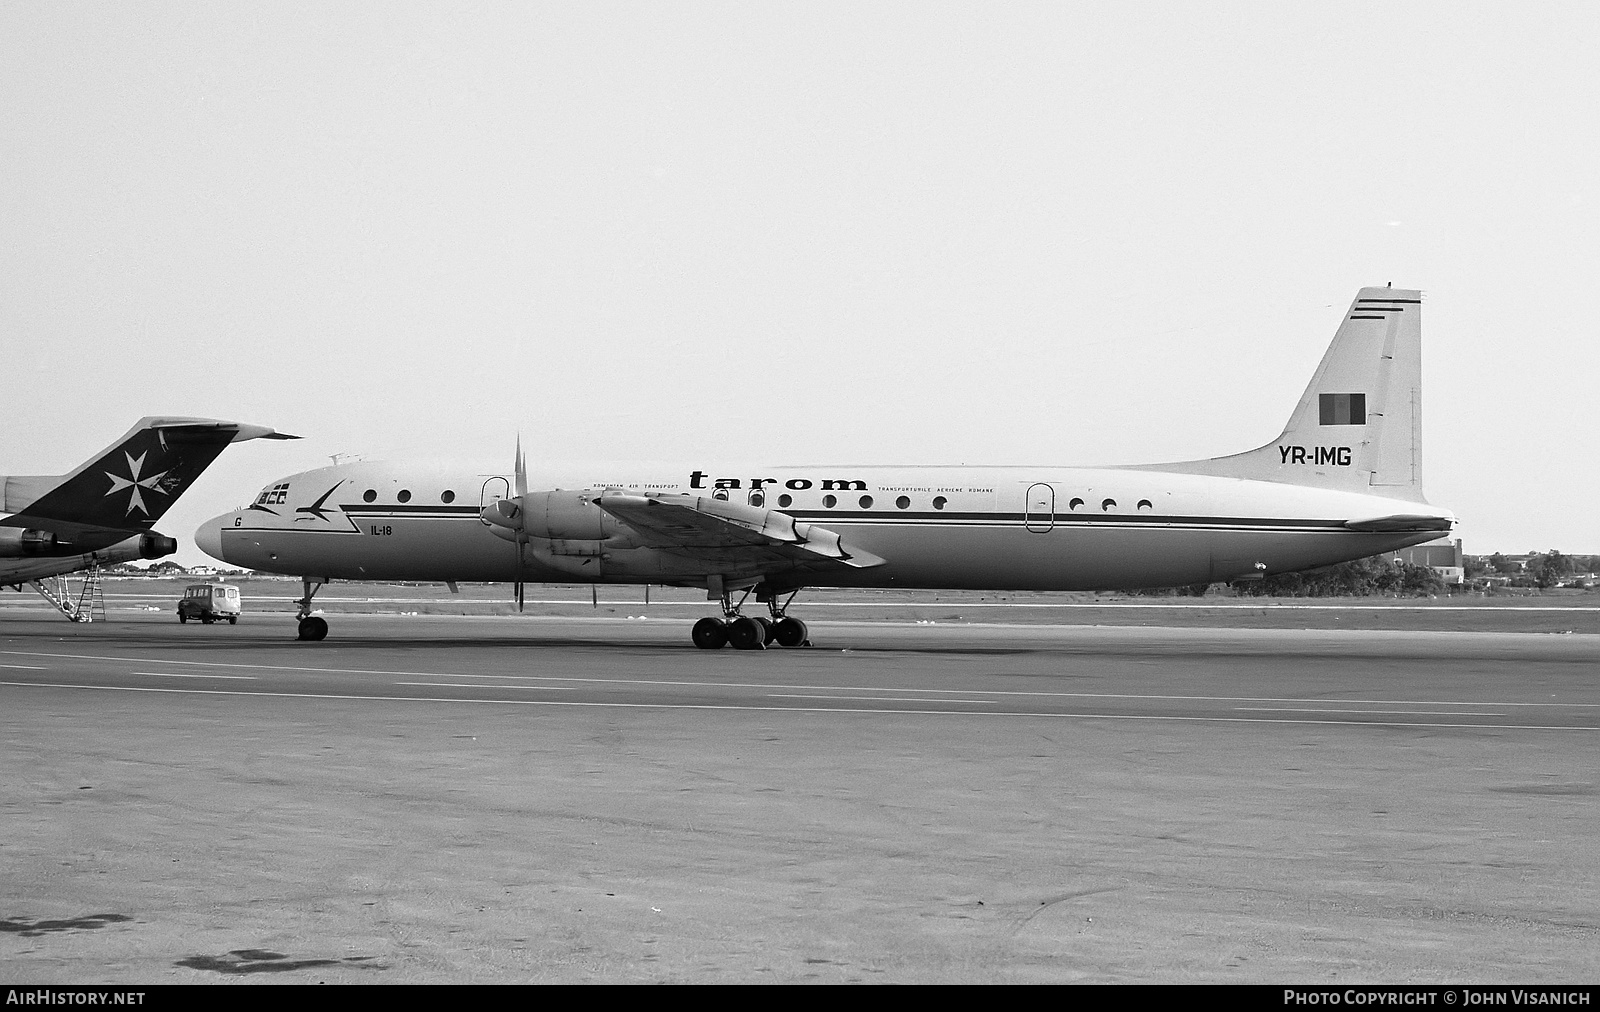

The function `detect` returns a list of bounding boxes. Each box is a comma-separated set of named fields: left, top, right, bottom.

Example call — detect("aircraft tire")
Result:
left=691, top=617, right=728, bottom=650
left=754, top=616, right=774, bottom=645
left=297, top=616, right=329, bottom=642
left=773, top=617, right=808, bottom=648
left=727, top=616, right=767, bottom=650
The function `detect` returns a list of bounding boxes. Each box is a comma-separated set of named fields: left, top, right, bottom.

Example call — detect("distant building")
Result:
left=1391, top=538, right=1464, bottom=585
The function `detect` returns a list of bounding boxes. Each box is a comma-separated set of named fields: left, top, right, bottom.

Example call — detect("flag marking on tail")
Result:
left=1318, top=393, right=1366, bottom=426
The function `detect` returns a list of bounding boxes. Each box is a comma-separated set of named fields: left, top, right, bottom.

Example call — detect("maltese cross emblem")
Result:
left=104, top=451, right=171, bottom=517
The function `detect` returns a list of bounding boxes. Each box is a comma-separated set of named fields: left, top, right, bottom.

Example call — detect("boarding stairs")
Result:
left=30, top=566, right=107, bottom=623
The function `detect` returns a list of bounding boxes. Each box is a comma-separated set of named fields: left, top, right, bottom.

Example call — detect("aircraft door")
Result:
left=479, top=477, right=510, bottom=526
left=1025, top=483, right=1055, bottom=533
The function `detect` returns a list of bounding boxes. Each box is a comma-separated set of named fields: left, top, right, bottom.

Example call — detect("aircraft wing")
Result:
left=593, top=493, right=884, bottom=573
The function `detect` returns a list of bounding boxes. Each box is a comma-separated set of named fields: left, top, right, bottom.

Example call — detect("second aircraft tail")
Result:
left=2, top=417, right=298, bottom=544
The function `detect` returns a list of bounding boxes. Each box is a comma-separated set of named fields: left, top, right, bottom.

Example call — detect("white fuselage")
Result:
left=199, top=460, right=1454, bottom=591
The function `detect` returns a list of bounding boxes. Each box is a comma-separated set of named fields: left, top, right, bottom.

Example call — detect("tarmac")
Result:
left=1, top=603, right=1597, bottom=983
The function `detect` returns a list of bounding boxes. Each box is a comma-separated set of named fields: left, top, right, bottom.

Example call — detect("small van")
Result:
left=177, top=582, right=242, bottom=625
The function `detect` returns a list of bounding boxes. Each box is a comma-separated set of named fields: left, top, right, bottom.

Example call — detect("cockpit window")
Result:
left=255, top=483, right=289, bottom=506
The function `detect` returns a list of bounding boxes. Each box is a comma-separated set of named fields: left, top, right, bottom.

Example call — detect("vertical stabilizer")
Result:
left=2, top=417, right=299, bottom=533
left=1138, top=287, right=1427, bottom=502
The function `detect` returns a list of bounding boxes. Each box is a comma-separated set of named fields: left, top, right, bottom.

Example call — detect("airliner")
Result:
left=198, top=287, right=1454, bottom=646
left=3, top=417, right=296, bottom=618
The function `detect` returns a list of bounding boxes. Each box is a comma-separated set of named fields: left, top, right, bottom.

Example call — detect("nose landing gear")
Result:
left=692, top=587, right=808, bottom=650
left=294, top=577, right=329, bottom=641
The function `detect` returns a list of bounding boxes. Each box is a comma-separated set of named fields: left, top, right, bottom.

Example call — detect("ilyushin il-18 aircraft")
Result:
left=3, top=417, right=296, bottom=619
left=199, top=287, right=1454, bottom=647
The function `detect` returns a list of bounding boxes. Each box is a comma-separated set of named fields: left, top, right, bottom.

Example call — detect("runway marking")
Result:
left=4, top=680, right=1597, bottom=731
left=130, top=671, right=257, bottom=680
left=0, top=663, right=46, bottom=669
left=394, top=681, right=581, bottom=691
left=1236, top=707, right=1506, bottom=716
left=770, top=693, right=998, bottom=704
left=2, top=649, right=1595, bottom=709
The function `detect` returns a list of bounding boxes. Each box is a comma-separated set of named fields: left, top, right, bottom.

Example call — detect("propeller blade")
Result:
left=512, top=435, right=527, bottom=610
left=515, top=541, right=525, bottom=612
left=514, top=434, right=528, bottom=498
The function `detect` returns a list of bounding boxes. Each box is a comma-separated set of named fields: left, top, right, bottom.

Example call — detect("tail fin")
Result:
left=3, top=417, right=298, bottom=541
left=1140, top=287, right=1427, bottom=502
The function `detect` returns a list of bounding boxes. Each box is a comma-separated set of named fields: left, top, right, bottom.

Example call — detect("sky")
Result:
left=3, top=2, right=1597, bottom=563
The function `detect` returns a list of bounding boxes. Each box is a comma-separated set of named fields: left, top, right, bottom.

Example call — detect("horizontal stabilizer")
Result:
left=1342, top=514, right=1454, bottom=533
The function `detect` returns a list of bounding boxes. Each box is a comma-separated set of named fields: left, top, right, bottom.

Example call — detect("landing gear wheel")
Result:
left=297, top=616, right=329, bottom=642
left=727, top=616, right=767, bottom=650
left=773, top=617, right=809, bottom=648
left=691, top=617, right=728, bottom=650
left=753, top=616, right=775, bottom=645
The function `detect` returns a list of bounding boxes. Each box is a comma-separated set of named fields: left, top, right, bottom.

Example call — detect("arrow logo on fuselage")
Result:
left=294, top=482, right=345, bottom=522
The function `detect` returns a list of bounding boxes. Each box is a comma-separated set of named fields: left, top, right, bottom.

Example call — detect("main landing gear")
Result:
left=295, top=577, right=329, bottom=642
left=692, top=588, right=809, bottom=650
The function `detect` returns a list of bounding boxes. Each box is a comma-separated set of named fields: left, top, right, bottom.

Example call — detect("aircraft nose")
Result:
left=194, top=514, right=228, bottom=563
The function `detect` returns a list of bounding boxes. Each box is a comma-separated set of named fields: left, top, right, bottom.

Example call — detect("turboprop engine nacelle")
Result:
left=480, top=490, right=613, bottom=542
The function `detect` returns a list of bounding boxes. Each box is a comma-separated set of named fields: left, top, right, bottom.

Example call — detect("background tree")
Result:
left=1534, top=550, right=1569, bottom=589
left=1234, top=556, right=1443, bottom=598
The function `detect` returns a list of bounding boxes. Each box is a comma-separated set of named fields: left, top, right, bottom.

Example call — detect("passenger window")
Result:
left=778, top=494, right=792, bottom=508
left=363, top=489, right=377, bottom=503
left=1101, top=498, right=1116, bottom=511
left=1137, top=499, right=1153, bottom=511
left=442, top=490, right=455, bottom=504
left=895, top=496, right=910, bottom=509
left=749, top=492, right=765, bottom=507
left=933, top=496, right=947, bottom=510
left=859, top=495, right=873, bottom=509
left=1069, top=497, right=1084, bottom=510
left=823, top=494, right=837, bottom=508
left=397, top=490, right=412, bottom=503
